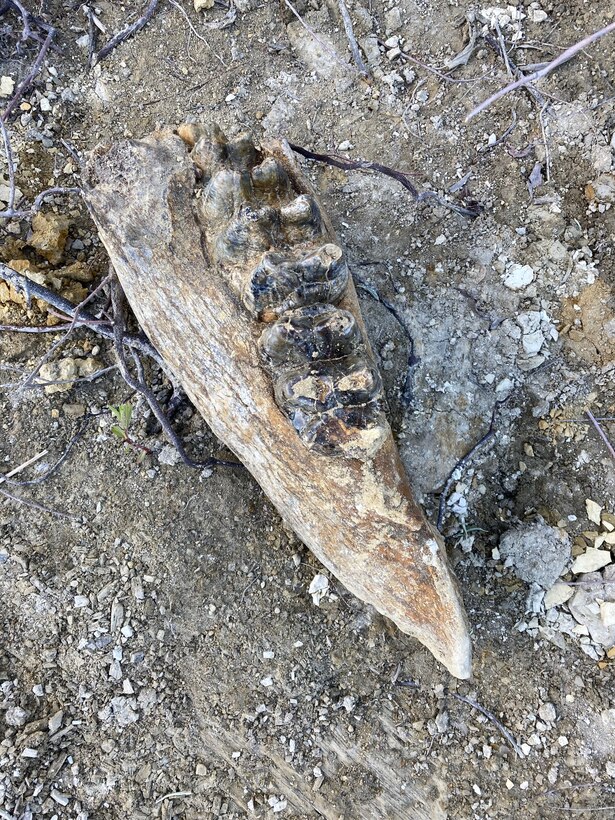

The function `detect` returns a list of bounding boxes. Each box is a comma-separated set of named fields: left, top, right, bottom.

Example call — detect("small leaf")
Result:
left=117, top=403, right=133, bottom=429
left=111, top=425, right=126, bottom=439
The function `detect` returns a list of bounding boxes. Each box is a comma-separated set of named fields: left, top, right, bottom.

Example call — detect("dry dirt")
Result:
left=1, top=0, right=615, bottom=818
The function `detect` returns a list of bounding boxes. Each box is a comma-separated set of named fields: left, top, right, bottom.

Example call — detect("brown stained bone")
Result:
left=82, top=128, right=472, bottom=679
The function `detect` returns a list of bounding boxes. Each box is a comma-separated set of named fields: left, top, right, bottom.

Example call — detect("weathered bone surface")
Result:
left=83, top=125, right=472, bottom=678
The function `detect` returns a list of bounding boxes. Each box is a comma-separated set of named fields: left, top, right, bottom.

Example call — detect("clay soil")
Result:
left=1, top=1, right=615, bottom=818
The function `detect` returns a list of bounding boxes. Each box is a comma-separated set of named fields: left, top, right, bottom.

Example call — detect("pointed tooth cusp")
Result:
left=280, top=195, right=323, bottom=241
left=201, top=169, right=247, bottom=224
left=251, top=157, right=290, bottom=195
left=226, top=133, right=259, bottom=170
left=192, top=133, right=228, bottom=176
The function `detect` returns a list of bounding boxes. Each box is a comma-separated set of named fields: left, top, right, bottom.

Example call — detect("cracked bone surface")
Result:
left=83, top=124, right=472, bottom=678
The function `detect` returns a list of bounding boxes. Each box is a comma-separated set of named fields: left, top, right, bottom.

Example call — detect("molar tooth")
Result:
left=260, top=305, right=361, bottom=367
left=243, top=244, right=348, bottom=320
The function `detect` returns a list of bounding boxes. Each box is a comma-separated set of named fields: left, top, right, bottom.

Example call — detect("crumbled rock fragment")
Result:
left=29, top=212, right=70, bottom=264
left=37, top=357, right=101, bottom=395
left=600, top=602, right=615, bottom=627
left=4, top=706, right=28, bottom=727
left=544, top=582, right=574, bottom=609
left=503, top=263, right=534, bottom=290
left=194, top=0, right=214, bottom=9
left=385, top=7, right=402, bottom=33
left=586, top=498, right=603, bottom=526
left=499, top=518, right=571, bottom=587
left=571, top=548, right=611, bottom=574
left=0, top=75, right=15, bottom=97
left=568, top=568, right=615, bottom=648
left=308, top=573, right=329, bottom=605
left=538, top=702, right=557, bottom=723
left=585, top=173, right=615, bottom=204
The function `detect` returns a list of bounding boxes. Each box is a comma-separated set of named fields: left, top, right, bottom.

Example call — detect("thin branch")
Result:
left=0, top=263, right=163, bottom=364
left=467, top=19, right=615, bottom=121
left=354, top=276, right=417, bottom=406
left=0, top=118, right=17, bottom=211
left=14, top=272, right=115, bottom=396
left=1, top=118, right=82, bottom=219
left=93, top=0, right=160, bottom=66
left=289, top=143, right=483, bottom=219
left=0, top=486, right=77, bottom=519
left=448, top=692, right=524, bottom=757
left=0, top=449, right=47, bottom=485
left=110, top=277, right=241, bottom=472
left=1, top=26, right=55, bottom=122
left=586, top=409, right=615, bottom=462
left=4, top=417, right=94, bottom=487
left=337, top=0, right=368, bottom=77
left=164, top=0, right=225, bottom=66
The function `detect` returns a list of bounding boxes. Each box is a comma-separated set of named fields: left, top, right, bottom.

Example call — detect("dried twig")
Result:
left=110, top=277, right=241, bottom=472
left=0, top=449, right=47, bottom=485
left=1, top=22, right=55, bottom=122
left=467, top=19, right=615, bottom=121
left=82, top=4, right=97, bottom=70
left=483, top=33, right=545, bottom=111
left=164, top=0, right=225, bottom=66
left=586, top=409, right=615, bottom=463
left=337, top=0, right=368, bottom=77
left=0, top=486, right=77, bottom=519
left=13, top=272, right=114, bottom=396
left=289, top=143, right=483, bottom=219
left=448, top=692, right=524, bottom=757
left=437, top=405, right=498, bottom=530
left=93, top=0, right=160, bottom=66
left=1, top=114, right=82, bottom=218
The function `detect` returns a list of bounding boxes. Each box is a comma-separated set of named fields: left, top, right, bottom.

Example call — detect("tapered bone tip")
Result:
left=435, top=626, right=473, bottom=680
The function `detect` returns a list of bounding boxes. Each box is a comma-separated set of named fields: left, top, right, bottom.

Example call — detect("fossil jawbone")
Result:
left=83, top=127, right=472, bottom=679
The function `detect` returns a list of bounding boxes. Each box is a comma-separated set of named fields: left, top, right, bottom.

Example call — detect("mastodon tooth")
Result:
left=83, top=124, right=472, bottom=679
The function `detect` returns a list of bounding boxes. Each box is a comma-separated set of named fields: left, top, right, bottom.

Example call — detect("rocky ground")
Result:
left=1, top=0, right=615, bottom=817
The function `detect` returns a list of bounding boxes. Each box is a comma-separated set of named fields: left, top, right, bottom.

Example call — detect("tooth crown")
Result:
left=193, top=125, right=388, bottom=460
